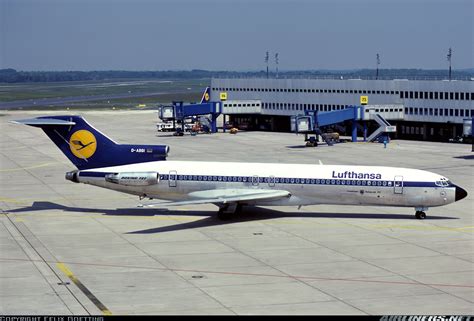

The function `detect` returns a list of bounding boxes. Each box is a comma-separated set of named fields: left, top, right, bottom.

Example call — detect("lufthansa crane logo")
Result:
left=204, top=92, right=210, bottom=101
left=69, top=130, right=97, bottom=159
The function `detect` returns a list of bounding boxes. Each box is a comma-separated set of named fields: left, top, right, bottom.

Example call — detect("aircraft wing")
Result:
left=140, top=189, right=291, bottom=208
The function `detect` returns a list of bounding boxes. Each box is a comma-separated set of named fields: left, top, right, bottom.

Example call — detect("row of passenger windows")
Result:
left=405, top=107, right=474, bottom=117
left=212, top=87, right=474, bottom=101
left=160, top=174, right=398, bottom=187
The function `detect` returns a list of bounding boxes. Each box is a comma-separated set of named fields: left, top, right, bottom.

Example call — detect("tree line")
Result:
left=1, top=68, right=472, bottom=83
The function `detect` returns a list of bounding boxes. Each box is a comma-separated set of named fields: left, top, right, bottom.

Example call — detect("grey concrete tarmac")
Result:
left=1, top=110, right=473, bottom=315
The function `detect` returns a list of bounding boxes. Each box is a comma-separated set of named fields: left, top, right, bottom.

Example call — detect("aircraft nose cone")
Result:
left=455, top=185, right=468, bottom=202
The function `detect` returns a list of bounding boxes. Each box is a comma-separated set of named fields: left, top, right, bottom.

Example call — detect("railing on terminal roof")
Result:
left=212, top=74, right=474, bottom=81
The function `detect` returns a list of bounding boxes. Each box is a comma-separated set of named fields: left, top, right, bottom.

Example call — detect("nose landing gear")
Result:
left=414, top=207, right=428, bottom=219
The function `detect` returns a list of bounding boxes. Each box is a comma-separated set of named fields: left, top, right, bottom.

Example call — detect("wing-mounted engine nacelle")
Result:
left=105, top=172, right=159, bottom=186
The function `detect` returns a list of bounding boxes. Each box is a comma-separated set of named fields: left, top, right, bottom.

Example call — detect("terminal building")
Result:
left=210, top=78, right=474, bottom=141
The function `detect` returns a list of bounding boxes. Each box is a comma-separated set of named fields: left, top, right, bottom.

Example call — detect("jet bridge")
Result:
left=292, top=104, right=404, bottom=145
left=292, top=106, right=361, bottom=144
left=159, top=101, right=221, bottom=133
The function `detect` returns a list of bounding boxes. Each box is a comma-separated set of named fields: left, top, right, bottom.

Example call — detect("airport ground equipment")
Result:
left=362, top=105, right=403, bottom=142
left=366, top=114, right=396, bottom=142
left=292, top=106, right=361, bottom=146
left=292, top=105, right=404, bottom=146
left=158, top=101, right=221, bottom=134
left=461, top=118, right=473, bottom=149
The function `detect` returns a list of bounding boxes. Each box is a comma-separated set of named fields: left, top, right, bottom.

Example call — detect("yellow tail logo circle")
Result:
left=69, top=130, right=97, bottom=159
left=204, top=92, right=210, bottom=101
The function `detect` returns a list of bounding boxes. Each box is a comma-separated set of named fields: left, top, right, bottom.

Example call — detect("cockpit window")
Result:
left=436, top=178, right=451, bottom=187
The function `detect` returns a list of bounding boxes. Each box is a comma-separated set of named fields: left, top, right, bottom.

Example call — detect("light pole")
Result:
left=275, top=53, right=279, bottom=78
left=376, top=53, right=380, bottom=80
left=447, top=48, right=452, bottom=81
left=265, top=51, right=269, bottom=79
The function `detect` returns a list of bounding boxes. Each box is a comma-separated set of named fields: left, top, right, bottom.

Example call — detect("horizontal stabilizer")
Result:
left=10, top=118, right=76, bottom=126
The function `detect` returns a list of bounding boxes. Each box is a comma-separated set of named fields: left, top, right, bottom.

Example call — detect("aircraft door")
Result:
left=394, top=176, right=403, bottom=194
left=169, top=170, right=177, bottom=187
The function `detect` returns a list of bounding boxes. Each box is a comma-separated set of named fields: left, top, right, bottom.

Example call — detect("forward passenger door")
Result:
left=394, top=176, right=403, bottom=194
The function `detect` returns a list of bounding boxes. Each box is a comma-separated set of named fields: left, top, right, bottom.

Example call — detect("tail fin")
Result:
left=11, top=115, right=169, bottom=170
left=200, top=86, right=211, bottom=104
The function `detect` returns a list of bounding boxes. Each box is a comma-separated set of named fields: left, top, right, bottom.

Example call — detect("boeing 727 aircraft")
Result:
left=12, top=115, right=467, bottom=220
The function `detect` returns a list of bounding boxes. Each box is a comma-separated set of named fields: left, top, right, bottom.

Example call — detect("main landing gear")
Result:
left=415, top=211, right=426, bottom=220
left=217, top=203, right=242, bottom=220
left=415, top=207, right=428, bottom=220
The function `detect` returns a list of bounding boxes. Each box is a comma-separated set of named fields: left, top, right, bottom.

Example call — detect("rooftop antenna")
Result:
left=275, top=53, right=279, bottom=78
left=376, top=53, right=380, bottom=80
left=447, top=47, right=452, bottom=81
left=265, top=51, right=269, bottom=79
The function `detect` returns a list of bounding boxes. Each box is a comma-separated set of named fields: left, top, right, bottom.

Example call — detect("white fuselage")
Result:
left=75, top=161, right=456, bottom=209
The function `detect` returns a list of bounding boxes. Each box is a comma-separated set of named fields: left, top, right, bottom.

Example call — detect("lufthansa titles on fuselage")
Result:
left=332, top=170, right=382, bottom=180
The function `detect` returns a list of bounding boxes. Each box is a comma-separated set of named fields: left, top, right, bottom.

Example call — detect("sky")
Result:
left=1, top=0, right=473, bottom=71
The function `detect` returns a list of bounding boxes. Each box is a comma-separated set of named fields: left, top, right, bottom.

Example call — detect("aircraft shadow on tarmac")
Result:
left=453, top=154, right=474, bottom=160
left=7, top=201, right=458, bottom=234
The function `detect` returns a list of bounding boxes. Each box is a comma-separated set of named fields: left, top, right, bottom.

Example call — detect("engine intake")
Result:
left=65, top=170, right=79, bottom=183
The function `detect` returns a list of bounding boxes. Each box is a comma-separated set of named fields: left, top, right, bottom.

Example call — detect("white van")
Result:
left=156, top=122, right=175, bottom=132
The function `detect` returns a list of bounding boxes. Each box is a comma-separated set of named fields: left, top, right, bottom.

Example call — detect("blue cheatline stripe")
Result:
left=79, top=171, right=441, bottom=188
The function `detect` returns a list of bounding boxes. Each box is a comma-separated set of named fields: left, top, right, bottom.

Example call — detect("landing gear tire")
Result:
left=415, top=211, right=426, bottom=220
left=217, top=204, right=242, bottom=221
left=217, top=209, right=232, bottom=221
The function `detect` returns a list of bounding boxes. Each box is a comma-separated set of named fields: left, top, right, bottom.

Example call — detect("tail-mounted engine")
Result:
left=105, top=172, right=159, bottom=186
left=65, top=170, right=80, bottom=183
